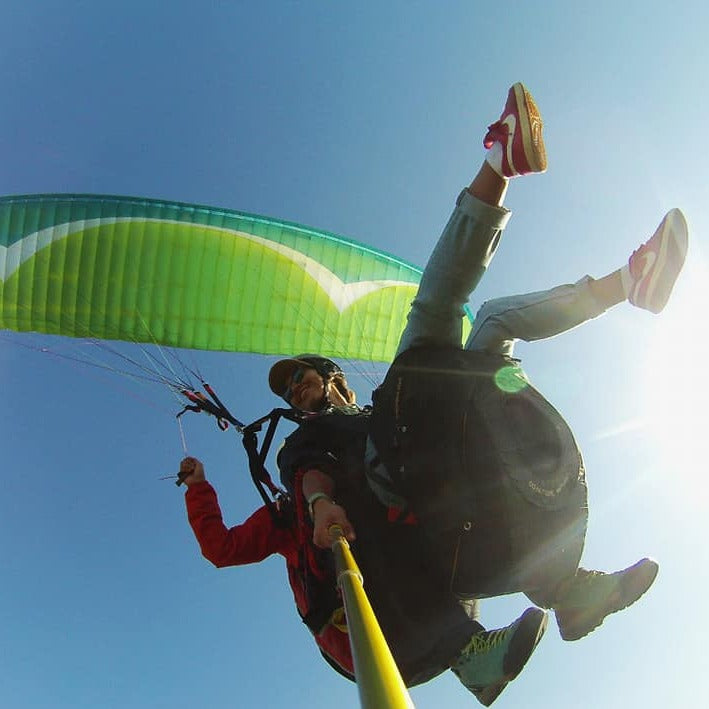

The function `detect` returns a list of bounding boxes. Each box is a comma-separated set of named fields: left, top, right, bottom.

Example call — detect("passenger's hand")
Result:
left=311, top=498, right=356, bottom=549
left=179, top=456, right=206, bottom=486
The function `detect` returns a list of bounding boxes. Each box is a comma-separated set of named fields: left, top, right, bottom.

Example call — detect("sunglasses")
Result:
left=283, top=367, right=308, bottom=402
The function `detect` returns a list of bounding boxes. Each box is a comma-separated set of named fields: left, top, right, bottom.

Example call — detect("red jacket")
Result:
left=185, top=481, right=354, bottom=677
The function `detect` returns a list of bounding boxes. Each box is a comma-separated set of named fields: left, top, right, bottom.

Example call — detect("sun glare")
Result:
left=642, top=257, right=708, bottom=486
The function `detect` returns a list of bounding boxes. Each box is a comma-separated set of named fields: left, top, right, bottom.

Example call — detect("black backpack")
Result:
left=367, top=346, right=588, bottom=598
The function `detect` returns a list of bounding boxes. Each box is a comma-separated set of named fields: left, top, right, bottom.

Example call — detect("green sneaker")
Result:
left=554, top=558, right=659, bottom=641
left=451, top=607, right=547, bottom=706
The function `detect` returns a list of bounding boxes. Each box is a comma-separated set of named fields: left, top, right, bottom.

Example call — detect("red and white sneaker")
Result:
left=484, top=82, right=547, bottom=177
left=625, top=208, right=688, bottom=313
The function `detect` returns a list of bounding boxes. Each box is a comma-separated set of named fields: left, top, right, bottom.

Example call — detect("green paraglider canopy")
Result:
left=0, top=194, right=434, bottom=361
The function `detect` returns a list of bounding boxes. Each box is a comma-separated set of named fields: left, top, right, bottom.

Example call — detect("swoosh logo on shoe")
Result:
left=502, top=114, right=517, bottom=175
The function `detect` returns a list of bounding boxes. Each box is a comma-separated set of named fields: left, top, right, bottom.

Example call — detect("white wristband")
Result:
left=306, top=492, right=334, bottom=520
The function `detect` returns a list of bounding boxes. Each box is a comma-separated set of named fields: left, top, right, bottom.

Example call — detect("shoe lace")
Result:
left=576, top=568, right=607, bottom=586
left=556, top=568, right=616, bottom=609
left=483, top=120, right=508, bottom=149
left=464, top=626, right=510, bottom=655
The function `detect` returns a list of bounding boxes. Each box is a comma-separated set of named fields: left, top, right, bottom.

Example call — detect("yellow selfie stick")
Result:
left=329, top=525, right=416, bottom=709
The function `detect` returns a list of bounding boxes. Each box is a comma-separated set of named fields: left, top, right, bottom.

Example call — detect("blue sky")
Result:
left=1, top=2, right=708, bottom=708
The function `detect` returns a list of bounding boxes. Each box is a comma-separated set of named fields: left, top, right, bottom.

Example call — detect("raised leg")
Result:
left=396, top=83, right=547, bottom=357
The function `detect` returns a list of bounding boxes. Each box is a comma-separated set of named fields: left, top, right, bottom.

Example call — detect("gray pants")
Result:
left=396, top=189, right=608, bottom=358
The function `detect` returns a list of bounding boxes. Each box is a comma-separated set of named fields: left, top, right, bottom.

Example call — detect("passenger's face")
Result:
left=285, top=367, right=326, bottom=411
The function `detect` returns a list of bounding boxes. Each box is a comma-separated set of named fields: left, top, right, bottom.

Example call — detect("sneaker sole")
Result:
left=513, top=83, right=547, bottom=174
left=475, top=608, right=548, bottom=706
left=558, top=558, right=659, bottom=641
